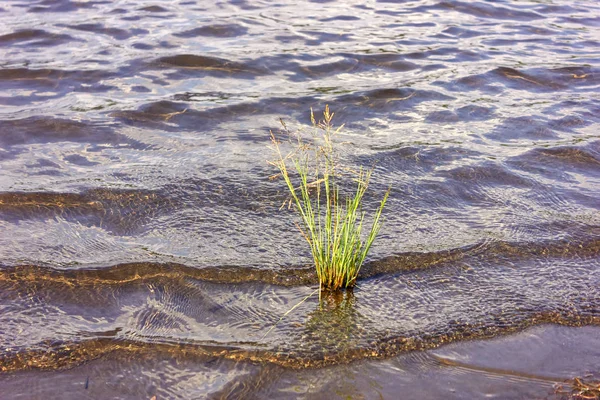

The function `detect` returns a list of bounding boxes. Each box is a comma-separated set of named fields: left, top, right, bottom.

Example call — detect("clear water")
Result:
left=0, top=0, right=599, bottom=398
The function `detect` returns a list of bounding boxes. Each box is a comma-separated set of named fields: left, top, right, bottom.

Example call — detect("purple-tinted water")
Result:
left=0, top=0, right=599, bottom=398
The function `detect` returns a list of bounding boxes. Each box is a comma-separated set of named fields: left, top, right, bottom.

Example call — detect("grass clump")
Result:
left=268, top=106, right=389, bottom=291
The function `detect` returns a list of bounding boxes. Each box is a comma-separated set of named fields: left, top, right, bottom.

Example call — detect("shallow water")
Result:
left=0, top=0, right=599, bottom=398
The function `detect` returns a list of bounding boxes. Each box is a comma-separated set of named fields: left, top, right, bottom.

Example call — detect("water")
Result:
left=0, top=0, right=599, bottom=398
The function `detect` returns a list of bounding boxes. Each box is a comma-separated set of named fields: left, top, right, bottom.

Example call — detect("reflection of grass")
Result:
left=304, top=290, right=358, bottom=352
left=269, top=106, right=389, bottom=291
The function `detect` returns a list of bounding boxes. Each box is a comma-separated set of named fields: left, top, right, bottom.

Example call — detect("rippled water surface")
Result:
left=1, top=0, right=599, bottom=398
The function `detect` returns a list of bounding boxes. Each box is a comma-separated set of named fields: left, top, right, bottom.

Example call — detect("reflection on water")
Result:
left=0, top=0, right=599, bottom=397
left=303, top=290, right=360, bottom=359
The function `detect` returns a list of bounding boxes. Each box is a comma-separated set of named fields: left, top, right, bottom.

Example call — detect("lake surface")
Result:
left=0, top=0, right=599, bottom=398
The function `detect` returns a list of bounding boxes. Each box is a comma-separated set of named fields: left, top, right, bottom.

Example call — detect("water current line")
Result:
left=261, top=287, right=320, bottom=340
